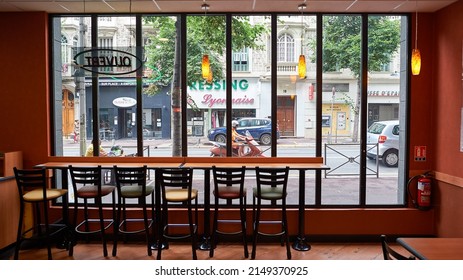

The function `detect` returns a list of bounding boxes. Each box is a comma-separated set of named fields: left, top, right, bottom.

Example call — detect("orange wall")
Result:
left=430, top=0, right=463, bottom=237
left=433, top=1, right=463, bottom=176
left=0, top=12, right=50, bottom=168
left=408, top=12, right=435, bottom=174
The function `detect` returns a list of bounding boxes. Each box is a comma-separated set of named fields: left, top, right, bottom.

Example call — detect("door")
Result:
left=62, top=90, right=75, bottom=137
left=277, top=96, right=295, bottom=136
left=117, top=108, right=133, bottom=139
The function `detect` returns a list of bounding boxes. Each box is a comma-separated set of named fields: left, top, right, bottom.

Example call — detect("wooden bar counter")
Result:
left=0, top=151, right=22, bottom=250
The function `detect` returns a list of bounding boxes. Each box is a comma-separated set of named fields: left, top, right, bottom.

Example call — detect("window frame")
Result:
left=49, top=12, right=410, bottom=209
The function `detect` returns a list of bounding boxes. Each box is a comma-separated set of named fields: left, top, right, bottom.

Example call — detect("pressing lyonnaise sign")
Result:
left=414, top=146, right=426, bottom=161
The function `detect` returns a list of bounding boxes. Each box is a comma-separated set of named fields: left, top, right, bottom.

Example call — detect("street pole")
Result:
left=77, top=17, right=87, bottom=156
left=330, top=86, right=335, bottom=144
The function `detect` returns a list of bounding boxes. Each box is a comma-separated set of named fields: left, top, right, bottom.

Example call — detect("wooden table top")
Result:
left=397, top=238, right=463, bottom=260
left=36, top=160, right=329, bottom=170
left=182, top=162, right=330, bottom=170
left=35, top=161, right=183, bottom=169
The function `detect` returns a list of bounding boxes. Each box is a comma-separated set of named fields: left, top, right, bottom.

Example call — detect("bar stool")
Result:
left=13, top=167, right=70, bottom=260
left=210, top=166, right=248, bottom=258
left=156, top=168, right=198, bottom=260
left=68, top=165, right=116, bottom=257
left=112, top=165, right=155, bottom=256
left=380, top=235, right=416, bottom=260
left=251, top=166, right=291, bottom=260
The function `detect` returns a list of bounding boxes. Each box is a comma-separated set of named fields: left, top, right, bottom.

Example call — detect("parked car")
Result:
left=207, top=117, right=279, bottom=145
left=367, top=120, right=400, bottom=167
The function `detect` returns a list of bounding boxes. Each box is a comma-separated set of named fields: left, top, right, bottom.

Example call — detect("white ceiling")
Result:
left=0, top=0, right=457, bottom=14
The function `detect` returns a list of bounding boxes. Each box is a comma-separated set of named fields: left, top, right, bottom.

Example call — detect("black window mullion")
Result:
left=181, top=14, right=188, bottom=156
left=315, top=14, right=323, bottom=206
left=226, top=14, right=233, bottom=156
left=136, top=15, right=143, bottom=157
left=271, top=14, right=277, bottom=157
left=359, top=14, right=369, bottom=206
left=91, top=15, right=99, bottom=156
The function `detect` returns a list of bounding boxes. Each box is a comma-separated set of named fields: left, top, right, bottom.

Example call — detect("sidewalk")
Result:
left=96, top=136, right=357, bottom=149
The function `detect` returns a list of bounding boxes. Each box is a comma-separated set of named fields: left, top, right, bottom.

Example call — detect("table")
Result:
left=182, top=160, right=329, bottom=251
left=397, top=237, right=463, bottom=260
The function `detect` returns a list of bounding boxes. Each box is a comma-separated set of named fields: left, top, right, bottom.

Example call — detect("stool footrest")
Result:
left=75, top=218, right=114, bottom=234
left=118, top=219, right=154, bottom=234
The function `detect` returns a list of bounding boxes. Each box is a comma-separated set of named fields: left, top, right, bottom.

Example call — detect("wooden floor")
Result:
left=5, top=240, right=405, bottom=260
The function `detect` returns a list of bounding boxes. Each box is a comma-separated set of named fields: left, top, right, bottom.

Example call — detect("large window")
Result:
left=233, top=48, right=249, bottom=72
left=277, top=33, right=295, bottom=62
left=51, top=13, right=408, bottom=207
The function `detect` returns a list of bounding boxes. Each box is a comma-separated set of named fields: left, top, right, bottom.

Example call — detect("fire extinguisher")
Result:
left=407, top=171, right=432, bottom=210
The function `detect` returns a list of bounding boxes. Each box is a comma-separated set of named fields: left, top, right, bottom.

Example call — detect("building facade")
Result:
left=59, top=15, right=401, bottom=142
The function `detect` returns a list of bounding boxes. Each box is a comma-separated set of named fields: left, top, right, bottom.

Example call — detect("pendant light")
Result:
left=411, top=0, right=421, bottom=75
left=202, top=53, right=210, bottom=80
left=298, top=2, right=307, bottom=79
left=201, top=2, right=211, bottom=80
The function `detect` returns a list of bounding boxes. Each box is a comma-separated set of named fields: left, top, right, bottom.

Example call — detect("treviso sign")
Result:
left=73, top=47, right=143, bottom=76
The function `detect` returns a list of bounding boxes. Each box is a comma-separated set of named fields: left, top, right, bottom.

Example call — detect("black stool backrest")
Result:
left=69, top=165, right=102, bottom=185
left=158, top=168, right=194, bottom=199
left=14, top=167, right=47, bottom=200
left=212, top=166, right=246, bottom=188
left=255, top=166, right=289, bottom=198
left=113, top=165, right=147, bottom=192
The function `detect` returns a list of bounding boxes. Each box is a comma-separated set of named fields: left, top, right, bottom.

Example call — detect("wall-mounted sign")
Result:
left=187, top=78, right=259, bottom=109
left=414, top=146, right=427, bottom=161
left=73, top=47, right=143, bottom=76
left=200, top=94, right=255, bottom=108
left=188, top=79, right=249, bottom=91
left=113, top=97, right=137, bottom=108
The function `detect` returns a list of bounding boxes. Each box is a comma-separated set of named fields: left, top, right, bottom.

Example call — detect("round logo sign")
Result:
left=73, top=48, right=143, bottom=76
left=113, top=97, right=137, bottom=108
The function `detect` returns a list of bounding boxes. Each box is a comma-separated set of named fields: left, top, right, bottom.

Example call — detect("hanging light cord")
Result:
left=298, top=2, right=307, bottom=54
left=130, top=0, right=133, bottom=47
left=300, top=4, right=305, bottom=53
left=415, top=0, right=418, bottom=49
left=202, top=0, right=209, bottom=16
left=202, top=0, right=209, bottom=40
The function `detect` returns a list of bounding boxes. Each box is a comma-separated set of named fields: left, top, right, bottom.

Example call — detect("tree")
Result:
left=315, top=15, right=400, bottom=142
left=144, top=16, right=266, bottom=156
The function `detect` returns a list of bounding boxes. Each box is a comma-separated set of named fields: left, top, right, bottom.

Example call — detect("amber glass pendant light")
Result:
left=411, top=0, right=421, bottom=75
left=202, top=54, right=210, bottom=80
left=201, top=2, right=211, bottom=80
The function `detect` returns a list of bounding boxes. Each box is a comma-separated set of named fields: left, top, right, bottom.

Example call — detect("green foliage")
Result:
left=143, top=16, right=176, bottom=95
left=143, top=15, right=267, bottom=96
left=340, top=93, right=359, bottom=115
left=312, top=15, right=401, bottom=77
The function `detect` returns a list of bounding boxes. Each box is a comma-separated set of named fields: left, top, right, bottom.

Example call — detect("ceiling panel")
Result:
left=0, top=0, right=458, bottom=14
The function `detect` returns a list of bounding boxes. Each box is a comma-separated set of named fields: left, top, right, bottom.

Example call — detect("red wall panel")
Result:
left=429, top=0, right=463, bottom=236
left=0, top=12, right=50, bottom=168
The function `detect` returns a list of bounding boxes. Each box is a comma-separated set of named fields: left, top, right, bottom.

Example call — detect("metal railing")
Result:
left=324, top=143, right=379, bottom=178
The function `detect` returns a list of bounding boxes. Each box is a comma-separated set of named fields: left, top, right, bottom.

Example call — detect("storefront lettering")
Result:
left=367, top=90, right=399, bottom=96
left=189, top=79, right=249, bottom=91
left=84, top=56, right=132, bottom=67
left=73, top=48, right=143, bottom=75
left=201, top=94, right=254, bottom=107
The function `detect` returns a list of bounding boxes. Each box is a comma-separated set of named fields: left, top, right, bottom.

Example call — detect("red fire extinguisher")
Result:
left=407, top=171, right=432, bottom=210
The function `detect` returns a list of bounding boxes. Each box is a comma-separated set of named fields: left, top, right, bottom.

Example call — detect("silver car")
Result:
left=367, top=120, right=399, bottom=167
